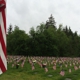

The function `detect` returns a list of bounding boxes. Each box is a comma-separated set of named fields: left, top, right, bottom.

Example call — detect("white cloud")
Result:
left=7, top=0, right=80, bottom=34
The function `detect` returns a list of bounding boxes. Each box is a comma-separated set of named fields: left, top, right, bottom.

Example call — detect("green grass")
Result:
left=0, top=57, right=80, bottom=80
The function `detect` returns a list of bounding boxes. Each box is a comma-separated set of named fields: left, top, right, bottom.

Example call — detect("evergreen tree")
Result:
left=46, top=14, right=56, bottom=29
left=8, top=24, right=13, bottom=34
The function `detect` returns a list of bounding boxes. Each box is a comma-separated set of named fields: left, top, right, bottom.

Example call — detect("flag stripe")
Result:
left=0, top=12, right=6, bottom=45
left=0, top=56, right=6, bottom=72
left=1, top=10, right=6, bottom=33
left=0, top=43, right=7, bottom=69
left=0, top=25, right=6, bottom=57
left=0, top=69, right=2, bottom=74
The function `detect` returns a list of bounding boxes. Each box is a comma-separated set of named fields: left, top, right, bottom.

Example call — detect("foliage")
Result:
left=7, top=26, right=29, bottom=55
left=7, top=15, right=80, bottom=57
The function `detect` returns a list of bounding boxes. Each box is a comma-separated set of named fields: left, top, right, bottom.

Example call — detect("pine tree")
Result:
left=8, top=24, right=13, bottom=34
left=46, top=14, right=56, bottom=29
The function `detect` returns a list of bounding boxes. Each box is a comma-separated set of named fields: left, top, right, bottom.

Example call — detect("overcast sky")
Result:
left=7, top=0, right=80, bottom=35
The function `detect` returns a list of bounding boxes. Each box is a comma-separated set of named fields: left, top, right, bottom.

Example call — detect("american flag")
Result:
left=0, top=0, right=7, bottom=74
left=32, top=65, right=35, bottom=70
left=53, top=65, right=56, bottom=70
left=74, top=66, right=78, bottom=70
left=60, top=70, right=65, bottom=76
left=69, top=69, right=71, bottom=73
left=45, top=67, right=48, bottom=72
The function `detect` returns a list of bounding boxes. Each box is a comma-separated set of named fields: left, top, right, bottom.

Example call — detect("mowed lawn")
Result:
left=1, top=57, right=80, bottom=80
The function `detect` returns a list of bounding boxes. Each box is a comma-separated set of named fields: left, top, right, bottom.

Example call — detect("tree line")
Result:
left=7, top=15, right=80, bottom=57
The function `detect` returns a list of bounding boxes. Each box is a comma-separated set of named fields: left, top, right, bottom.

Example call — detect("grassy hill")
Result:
left=0, top=57, right=80, bottom=80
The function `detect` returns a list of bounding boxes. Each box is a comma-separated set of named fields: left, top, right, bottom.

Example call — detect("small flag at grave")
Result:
left=45, top=67, right=48, bottom=72
left=32, top=65, right=35, bottom=70
left=53, top=65, right=56, bottom=70
left=74, top=66, right=78, bottom=70
left=69, top=69, right=71, bottom=73
left=60, top=70, right=65, bottom=76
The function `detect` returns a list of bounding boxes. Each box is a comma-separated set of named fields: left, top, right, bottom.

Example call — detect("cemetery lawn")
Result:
left=0, top=58, right=80, bottom=80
